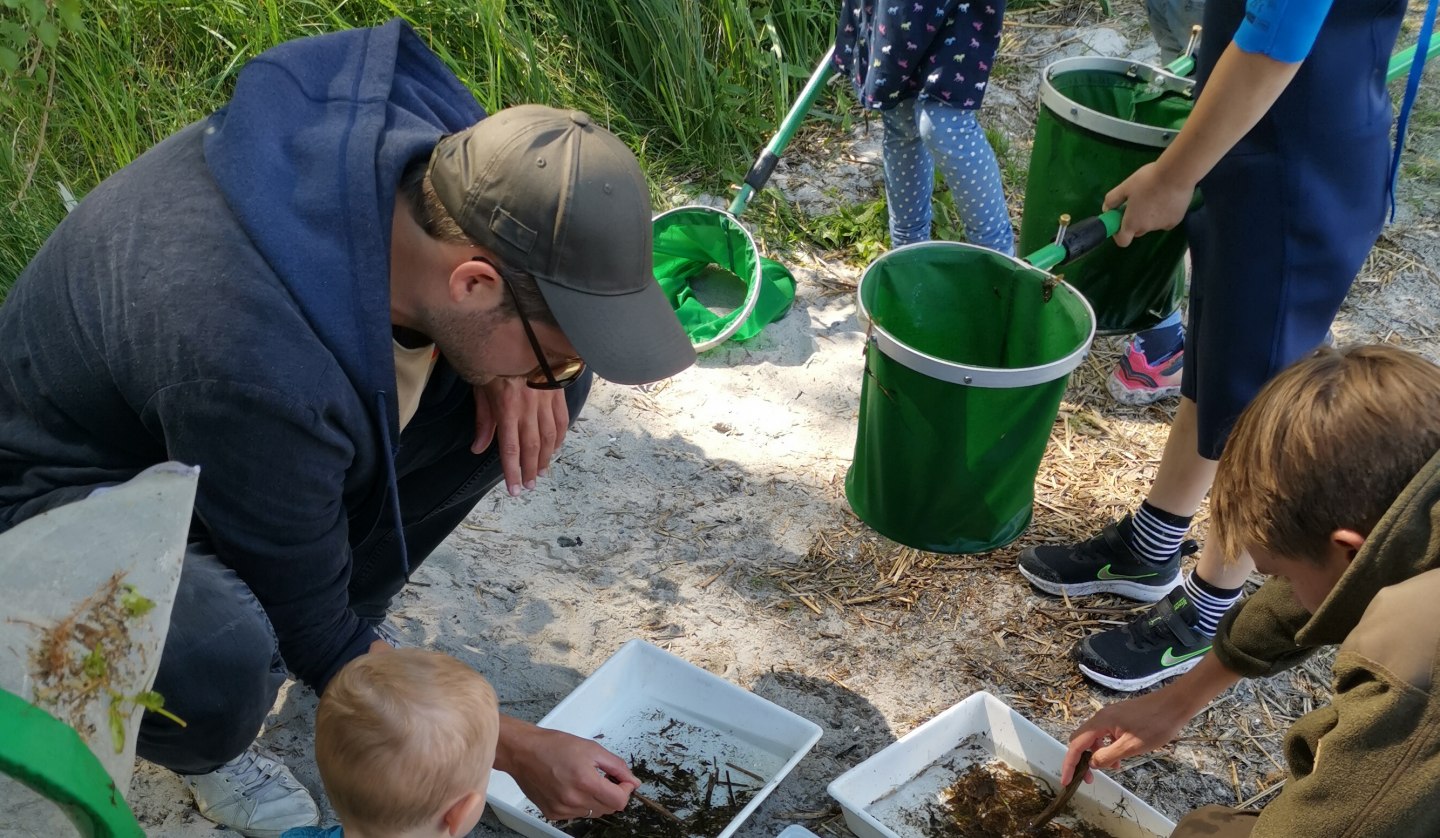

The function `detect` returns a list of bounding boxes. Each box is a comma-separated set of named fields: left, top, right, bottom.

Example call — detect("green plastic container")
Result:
left=1018, top=57, right=1196, bottom=334
left=845, top=243, right=1096, bottom=553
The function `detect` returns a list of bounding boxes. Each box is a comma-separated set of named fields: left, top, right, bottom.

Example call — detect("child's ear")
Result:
left=1330, top=528, right=1366, bottom=561
left=442, top=791, right=486, bottom=836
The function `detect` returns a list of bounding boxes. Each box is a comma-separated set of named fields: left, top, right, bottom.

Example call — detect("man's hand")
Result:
left=496, top=717, right=639, bottom=820
left=1103, top=162, right=1197, bottom=248
left=473, top=379, right=570, bottom=496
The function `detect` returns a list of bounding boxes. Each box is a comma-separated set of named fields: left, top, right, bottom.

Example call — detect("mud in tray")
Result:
left=488, top=640, right=822, bottom=838
left=827, top=691, right=1174, bottom=838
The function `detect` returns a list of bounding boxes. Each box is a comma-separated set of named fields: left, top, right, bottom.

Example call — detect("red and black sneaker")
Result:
left=1107, top=340, right=1183, bottom=406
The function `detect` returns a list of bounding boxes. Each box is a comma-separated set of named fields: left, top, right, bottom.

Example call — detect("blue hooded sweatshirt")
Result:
left=0, top=21, right=483, bottom=690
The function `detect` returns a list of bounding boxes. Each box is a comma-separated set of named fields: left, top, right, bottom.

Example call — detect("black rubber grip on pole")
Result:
left=1061, top=215, right=1110, bottom=262
left=743, top=151, right=781, bottom=192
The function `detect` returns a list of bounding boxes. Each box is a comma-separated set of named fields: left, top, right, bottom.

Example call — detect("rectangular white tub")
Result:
left=489, top=640, right=823, bottom=838
left=827, top=691, right=1175, bottom=838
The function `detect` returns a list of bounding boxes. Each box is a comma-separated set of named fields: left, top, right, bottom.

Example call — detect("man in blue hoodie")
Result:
left=0, top=21, right=694, bottom=837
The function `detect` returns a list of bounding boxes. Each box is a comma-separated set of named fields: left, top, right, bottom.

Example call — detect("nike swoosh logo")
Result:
left=1160, top=645, right=1212, bottom=667
left=1096, top=564, right=1159, bottom=581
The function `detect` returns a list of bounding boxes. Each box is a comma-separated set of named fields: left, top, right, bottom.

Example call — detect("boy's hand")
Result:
left=497, top=718, right=638, bottom=820
left=1060, top=653, right=1241, bottom=785
left=1060, top=689, right=1192, bottom=785
left=1102, top=162, right=1196, bottom=248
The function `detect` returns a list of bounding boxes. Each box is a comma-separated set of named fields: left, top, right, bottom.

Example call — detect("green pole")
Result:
left=1388, top=36, right=1440, bottom=84
left=1024, top=210, right=1125, bottom=272
left=1163, top=53, right=1194, bottom=78
left=1163, top=27, right=1435, bottom=85
left=729, top=47, right=837, bottom=218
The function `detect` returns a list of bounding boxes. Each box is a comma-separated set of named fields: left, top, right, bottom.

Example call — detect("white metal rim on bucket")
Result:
left=653, top=204, right=766, bottom=353
left=856, top=242, right=1097, bottom=389
left=1039, top=56, right=1195, bottom=149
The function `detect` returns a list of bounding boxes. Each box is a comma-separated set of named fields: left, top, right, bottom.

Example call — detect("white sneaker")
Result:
left=184, top=745, right=320, bottom=837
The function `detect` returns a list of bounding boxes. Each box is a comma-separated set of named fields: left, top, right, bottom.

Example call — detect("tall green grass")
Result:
left=0, top=0, right=835, bottom=291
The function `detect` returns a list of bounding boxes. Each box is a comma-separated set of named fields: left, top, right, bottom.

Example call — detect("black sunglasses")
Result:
left=475, top=258, right=586, bottom=390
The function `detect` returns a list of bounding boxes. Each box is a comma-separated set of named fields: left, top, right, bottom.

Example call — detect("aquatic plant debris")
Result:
left=928, top=761, right=1117, bottom=838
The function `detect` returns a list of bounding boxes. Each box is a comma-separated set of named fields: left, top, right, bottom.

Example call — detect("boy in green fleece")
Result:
left=1059, top=343, right=1440, bottom=837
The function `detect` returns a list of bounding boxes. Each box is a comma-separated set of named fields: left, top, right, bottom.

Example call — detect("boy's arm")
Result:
left=1211, top=577, right=1318, bottom=677
left=1234, top=651, right=1438, bottom=838
left=1105, top=42, right=1301, bottom=246
left=1060, top=653, right=1242, bottom=785
left=1061, top=581, right=1320, bottom=784
left=1105, top=0, right=1339, bottom=246
left=1106, top=0, right=1336, bottom=245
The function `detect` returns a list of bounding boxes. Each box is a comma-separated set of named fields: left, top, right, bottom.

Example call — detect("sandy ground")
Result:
left=67, top=2, right=1440, bottom=836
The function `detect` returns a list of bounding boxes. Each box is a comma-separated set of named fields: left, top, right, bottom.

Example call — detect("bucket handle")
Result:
left=1023, top=210, right=1122, bottom=272
left=1025, top=189, right=1205, bottom=272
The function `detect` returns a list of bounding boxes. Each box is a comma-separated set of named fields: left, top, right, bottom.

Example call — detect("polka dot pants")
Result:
left=881, top=97, right=1015, bottom=255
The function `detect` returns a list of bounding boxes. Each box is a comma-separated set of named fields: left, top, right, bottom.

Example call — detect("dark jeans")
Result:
left=138, top=369, right=592, bottom=774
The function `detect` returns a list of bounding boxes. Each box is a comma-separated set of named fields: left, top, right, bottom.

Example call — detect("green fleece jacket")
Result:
left=1173, top=450, right=1440, bottom=837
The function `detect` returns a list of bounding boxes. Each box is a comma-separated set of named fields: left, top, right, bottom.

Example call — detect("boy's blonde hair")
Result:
left=1212, top=344, right=1440, bottom=563
left=316, top=649, right=500, bottom=832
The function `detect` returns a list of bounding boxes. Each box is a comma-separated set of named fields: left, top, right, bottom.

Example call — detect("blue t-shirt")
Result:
left=281, top=826, right=343, bottom=838
left=1233, top=0, right=1336, bottom=61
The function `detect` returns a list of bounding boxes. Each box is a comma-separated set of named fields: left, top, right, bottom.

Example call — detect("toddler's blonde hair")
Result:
left=316, top=648, right=499, bottom=833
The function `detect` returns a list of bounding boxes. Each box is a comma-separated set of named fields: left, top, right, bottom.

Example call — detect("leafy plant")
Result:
left=107, top=688, right=185, bottom=753
left=804, top=197, right=890, bottom=266
left=0, top=0, right=83, bottom=105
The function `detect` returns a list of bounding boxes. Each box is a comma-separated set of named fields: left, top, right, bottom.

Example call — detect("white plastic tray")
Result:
left=777, top=827, right=821, bottom=838
left=827, top=691, right=1175, bottom=838
left=489, top=639, right=823, bottom=838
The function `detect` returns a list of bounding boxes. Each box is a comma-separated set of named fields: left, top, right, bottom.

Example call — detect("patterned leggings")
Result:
left=881, top=97, right=1015, bottom=255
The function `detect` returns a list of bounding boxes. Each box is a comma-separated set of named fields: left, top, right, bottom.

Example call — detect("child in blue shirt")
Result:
left=834, top=0, right=1016, bottom=255
left=282, top=649, right=500, bottom=838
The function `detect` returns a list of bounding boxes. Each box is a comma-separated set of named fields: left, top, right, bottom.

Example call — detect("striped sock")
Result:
left=1182, top=572, right=1244, bottom=637
left=1119, top=500, right=1192, bottom=565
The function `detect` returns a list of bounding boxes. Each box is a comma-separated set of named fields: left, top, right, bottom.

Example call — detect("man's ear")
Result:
left=448, top=257, right=503, bottom=308
left=441, top=790, right=486, bottom=836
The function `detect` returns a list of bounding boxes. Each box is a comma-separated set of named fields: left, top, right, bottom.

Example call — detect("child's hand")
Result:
left=1103, top=162, right=1197, bottom=248
left=1060, top=688, right=1193, bottom=785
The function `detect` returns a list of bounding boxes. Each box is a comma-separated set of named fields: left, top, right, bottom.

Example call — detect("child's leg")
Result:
left=915, top=101, right=1015, bottom=256
left=1143, top=397, right=1213, bottom=519
left=880, top=98, right=935, bottom=248
left=1110, top=308, right=1186, bottom=405
left=1144, top=0, right=1205, bottom=64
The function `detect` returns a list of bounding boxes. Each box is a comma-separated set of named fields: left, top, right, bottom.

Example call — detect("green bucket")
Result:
left=653, top=206, right=797, bottom=352
left=845, top=242, right=1096, bottom=553
left=1018, top=57, right=1196, bottom=334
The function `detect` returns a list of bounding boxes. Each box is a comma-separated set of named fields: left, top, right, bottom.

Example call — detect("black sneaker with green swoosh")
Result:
left=1073, top=586, right=1212, bottom=691
left=1016, top=517, right=1197, bottom=602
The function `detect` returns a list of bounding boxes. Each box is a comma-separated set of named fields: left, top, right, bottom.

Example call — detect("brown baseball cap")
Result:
left=427, top=105, right=695, bottom=385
